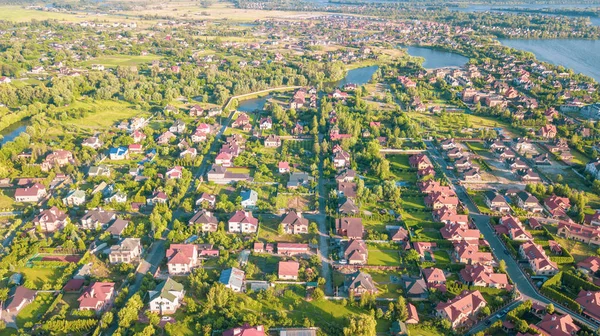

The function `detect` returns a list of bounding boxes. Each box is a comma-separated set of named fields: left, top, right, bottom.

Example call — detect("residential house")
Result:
left=196, top=193, right=216, bottom=208
left=538, top=124, right=558, bottom=139
left=281, top=211, right=309, bottom=234
left=346, top=272, right=378, bottom=296
left=578, top=256, right=600, bottom=276
left=33, top=207, right=68, bottom=233
left=537, top=314, right=579, bottom=336
left=228, top=211, right=258, bottom=233
left=169, top=120, right=186, bottom=134
left=277, top=243, right=309, bottom=256
left=287, top=172, right=313, bottom=189
left=516, top=192, right=543, bottom=213
left=15, top=183, right=47, bottom=202
left=149, top=278, right=185, bottom=315
left=519, top=241, right=559, bottom=276
left=108, top=238, right=142, bottom=264
left=166, top=166, right=183, bottom=179
left=147, top=191, right=168, bottom=206
left=63, top=189, right=86, bottom=206
left=278, top=261, right=300, bottom=280
left=4, top=286, right=36, bottom=313
left=188, top=210, right=219, bottom=232
left=278, top=161, right=290, bottom=174
left=82, top=137, right=103, bottom=149
left=436, top=290, right=487, bottom=329
left=336, top=217, right=364, bottom=239
left=109, top=147, right=129, bottom=161
left=459, top=264, right=509, bottom=288
left=333, top=150, right=351, bottom=168
left=338, top=198, right=359, bottom=215
left=88, top=165, right=111, bottom=177
left=484, top=191, right=511, bottom=212
left=264, top=135, right=282, bottom=148
left=41, top=150, right=74, bottom=171
left=240, top=190, right=258, bottom=209
left=106, top=218, right=129, bottom=238
left=219, top=267, right=245, bottom=292
left=422, top=267, right=447, bottom=291
left=166, top=244, right=198, bottom=275
left=343, top=239, right=368, bottom=265
left=223, top=325, right=265, bottom=336
left=557, top=221, right=600, bottom=246
left=80, top=208, right=116, bottom=229
left=78, top=282, right=115, bottom=312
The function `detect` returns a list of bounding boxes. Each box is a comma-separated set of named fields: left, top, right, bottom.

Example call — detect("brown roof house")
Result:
left=346, top=272, right=378, bottom=296
left=281, top=211, right=309, bottom=234
left=4, top=286, right=36, bottom=313
left=436, top=290, right=487, bottom=329
left=336, top=217, right=364, bottom=239
left=189, top=210, right=219, bottom=232
left=343, top=239, right=367, bottom=265
left=108, top=238, right=142, bottom=264
left=33, top=207, right=68, bottom=233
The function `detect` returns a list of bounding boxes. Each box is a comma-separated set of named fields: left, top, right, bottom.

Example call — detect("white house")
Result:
left=148, top=278, right=185, bottom=315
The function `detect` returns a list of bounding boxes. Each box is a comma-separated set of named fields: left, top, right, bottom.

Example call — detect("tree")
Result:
left=396, top=296, right=408, bottom=321
left=498, top=259, right=507, bottom=273
left=278, top=223, right=285, bottom=235
left=343, top=314, right=376, bottom=336
left=546, top=303, right=555, bottom=314
left=480, top=306, right=491, bottom=317
left=118, top=294, right=143, bottom=328
left=312, top=288, right=325, bottom=301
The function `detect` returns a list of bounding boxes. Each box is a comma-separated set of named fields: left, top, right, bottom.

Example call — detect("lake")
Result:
left=500, top=38, right=600, bottom=82
left=0, top=121, right=27, bottom=147
left=405, top=46, right=469, bottom=69
left=334, top=65, right=379, bottom=87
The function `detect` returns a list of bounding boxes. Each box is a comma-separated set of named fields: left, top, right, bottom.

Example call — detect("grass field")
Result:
left=58, top=100, right=149, bottom=129
left=15, top=267, right=65, bottom=289
left=82, top=54, right=159, bottom=67
left=0, top=192, right=15, bottom=210
left=117, top=1, right=327, bottom=21
left=367, top=246, right=401, bottom=266
left=16, top=293, right=54, bottom=328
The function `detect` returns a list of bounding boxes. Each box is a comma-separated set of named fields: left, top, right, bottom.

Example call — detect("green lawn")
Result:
left=82, top=54, right=160, bottom=67
left=15, top=267, right=66, bottom=289
left=16, top=293, right=54, bottom=328
left=387, top=155, right=411, bottom=170
left=408, top=323, right=445, bottom=336
left=433, top=250, right=451, bottom=267
left=258, top=217, right=307, bottom=243
left=367, top=246, right=401, bottom=266
left=58, top=100, right=150, bottom=129
left=248, top=254, right=280, bottom=278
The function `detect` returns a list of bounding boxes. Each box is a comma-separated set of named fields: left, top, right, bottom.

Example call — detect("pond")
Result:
left=236, top=95, right=271, bottom=112
left=325, top=65, right=379, bottom=89
left=405, top=46, right=469, bottom=69
left=0, top=121, right=28, bottom=147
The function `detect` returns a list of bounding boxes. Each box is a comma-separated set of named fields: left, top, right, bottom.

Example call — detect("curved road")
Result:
left=426, top=141, right=599, bottom=331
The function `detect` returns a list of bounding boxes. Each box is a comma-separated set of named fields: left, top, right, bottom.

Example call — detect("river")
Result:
left=453, top=3, right=600, bottom=26
left=405, top=46, right=469, bottom=69
left=0, top=121, right=27, bottom=146
left=500, top=38, right=600, bottom=82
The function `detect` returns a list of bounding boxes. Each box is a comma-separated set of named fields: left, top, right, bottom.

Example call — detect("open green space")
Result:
left=16, top=293, right=54, bottom=328
left=57, top=100, right=150, bottom=129
left=82, top=54, right=160, bottom=67
left=367, top=246, right=401, bottom=266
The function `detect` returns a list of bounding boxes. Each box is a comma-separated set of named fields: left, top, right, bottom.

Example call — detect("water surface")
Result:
left=406, top=46, right=469, bottom=69
left=500, top=38, right=600, bottom=82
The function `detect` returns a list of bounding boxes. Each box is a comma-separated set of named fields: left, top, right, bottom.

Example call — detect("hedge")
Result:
left=540, top=286, right=581, bottom=313
left=501, top=234, right=519, bottom=257
left=563, top=272, right=600, bottom=291
left=550, top=255, right=575, bottom=265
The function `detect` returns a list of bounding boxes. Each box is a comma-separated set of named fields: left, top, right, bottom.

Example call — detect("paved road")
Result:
left=426, top=141, right=599, bottom=330
left=307, top=133, right=333, bottom=296
left=468, top=300, right=524, bottom=335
